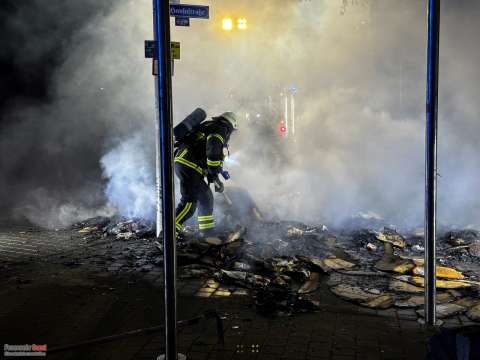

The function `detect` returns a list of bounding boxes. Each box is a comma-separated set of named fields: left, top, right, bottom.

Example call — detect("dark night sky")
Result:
left=0, top=0, right=115, bottom=218
left=0, top=1, right=50, bottom=122
left=0, top=0, right=113, bottom=124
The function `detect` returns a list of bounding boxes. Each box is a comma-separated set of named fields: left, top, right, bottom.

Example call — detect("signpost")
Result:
left=151, top=0, right=177, bottom=358
left=145, top=41, right=180, bottom=60
left=169, top=4, right=209, bottom=19
left=148, top=2, right=209, bottom=359
left=175, top=17, right=190, bottom=27
left=424, top=0, right=441, bottom=327
left=171, top=42, right=181, bottom=60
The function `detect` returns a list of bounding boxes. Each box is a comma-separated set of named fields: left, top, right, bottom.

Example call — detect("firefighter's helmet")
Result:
left=219, top=112, right=239, bottom=130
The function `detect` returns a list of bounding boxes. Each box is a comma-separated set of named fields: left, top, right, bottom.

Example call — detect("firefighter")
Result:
left=174, top=112, right=238, bottom=238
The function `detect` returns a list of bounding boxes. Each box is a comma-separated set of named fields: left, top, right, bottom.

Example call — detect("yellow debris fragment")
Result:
left=375, top=255, right=414, bottom=274
left=323, top=256, right=355, bottom=270
left=389, top=280, right=424, bottom=293
left=213, top=288, right=231, bottom=297
left=204, top=279, right=219, bottom=289
left=412, top=266, right=465, bottom=280
left=375, top=230, right=406, bottom=248
left=395, top=275, right=471, bottom=289
left=287, top=226, right=304, bottom=237
left=362, top=294, right=395, bottom=309
left=412, top=258, right=424, bottom=266
left=78, top=226, right=97, bottom=233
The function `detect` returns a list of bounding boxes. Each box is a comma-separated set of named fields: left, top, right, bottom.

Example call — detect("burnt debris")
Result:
left=71, top=216, right=480, bottom=321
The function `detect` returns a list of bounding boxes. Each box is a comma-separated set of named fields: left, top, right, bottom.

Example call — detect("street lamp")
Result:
left=222, top=18, right=233, bottom=31
left=222, top=17, right=248, bottom=31
left=237, top=18, right=248, bottom=30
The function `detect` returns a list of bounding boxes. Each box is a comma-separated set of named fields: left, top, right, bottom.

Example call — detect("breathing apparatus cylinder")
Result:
left=173, top=108, right=207, bottom=142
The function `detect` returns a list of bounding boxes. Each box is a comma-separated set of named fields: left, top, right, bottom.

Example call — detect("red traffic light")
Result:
left=278, top=120, right=287, bottom=135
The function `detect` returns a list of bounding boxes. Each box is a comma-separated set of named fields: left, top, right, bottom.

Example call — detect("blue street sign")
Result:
left=169, top=4, right=209, bottom=19
left=175, top=17, right=190, bottom=26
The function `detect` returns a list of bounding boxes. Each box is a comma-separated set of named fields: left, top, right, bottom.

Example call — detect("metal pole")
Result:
left=290, top=93, right=295, bottom=137
left=425, top=0, right=440, bottom=326
left=152, top=0, right=177, bottom=358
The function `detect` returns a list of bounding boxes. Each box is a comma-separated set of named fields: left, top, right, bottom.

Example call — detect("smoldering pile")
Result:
left=72, top=216, right=155, bottom=240
left=72, top=216, right=480, bottom=322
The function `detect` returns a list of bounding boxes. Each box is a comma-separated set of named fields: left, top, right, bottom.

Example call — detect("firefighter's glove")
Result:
left=214, top=179, right=224, bottom=193
left=207, top=172, right=219, bottom=185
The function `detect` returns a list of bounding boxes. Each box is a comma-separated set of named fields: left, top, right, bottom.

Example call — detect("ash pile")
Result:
left=72, top=212, right=480, bottom=322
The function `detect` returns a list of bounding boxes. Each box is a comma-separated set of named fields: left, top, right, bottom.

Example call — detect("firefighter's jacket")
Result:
left=174, top=119, right=232, bottom=177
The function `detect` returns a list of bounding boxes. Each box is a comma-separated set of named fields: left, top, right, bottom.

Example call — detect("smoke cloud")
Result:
left=100, top=132, right=156, bottom=220
left=2, top=0, right=480, bottom=229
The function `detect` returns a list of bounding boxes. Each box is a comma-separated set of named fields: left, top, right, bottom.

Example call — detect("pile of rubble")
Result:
left=73, top=216, right=155, bottom=240
left=328, top=227, right=480, bottom=321
left=72, top=216, right=480, bottom=321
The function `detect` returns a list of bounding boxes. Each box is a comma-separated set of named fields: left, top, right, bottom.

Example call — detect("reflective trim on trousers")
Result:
left=198, top=222, right=215, bottom=230
left=198, top=215, right=214, bottom=222
left=176, top=202, right=192, bottom=230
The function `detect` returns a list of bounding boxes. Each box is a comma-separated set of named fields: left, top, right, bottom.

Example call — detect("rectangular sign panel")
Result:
left=145, top=41, right=180, bottom=60
left=171, top=41, right=181, bottom=60
left=169, top=4, right=209, bottom=19
left=175, top=17, right=190, bottom=26
left=145, top=40, right=156, bottom=59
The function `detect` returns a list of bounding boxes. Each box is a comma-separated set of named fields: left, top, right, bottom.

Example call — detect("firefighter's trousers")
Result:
left=175, top=163, right=215, bottom=234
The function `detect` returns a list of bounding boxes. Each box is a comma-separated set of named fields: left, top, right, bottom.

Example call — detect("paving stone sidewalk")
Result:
left=0, top=222, right=462, bottom=360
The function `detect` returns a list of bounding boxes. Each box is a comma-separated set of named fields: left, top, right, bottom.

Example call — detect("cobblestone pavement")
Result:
left=0, top=221, right=465, bottom=360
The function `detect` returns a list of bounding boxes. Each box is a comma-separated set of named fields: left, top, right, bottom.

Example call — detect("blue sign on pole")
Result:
left=169, top=4, right=209, bottom=19
left=175, top=17, right=190, bottom=26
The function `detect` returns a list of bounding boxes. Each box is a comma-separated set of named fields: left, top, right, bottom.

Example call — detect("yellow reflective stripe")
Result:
left=207, top=159, right=222, bottom=167
left=176, top=202, right=192, bottom=224
left=176, top=223, right=182, bottom=231
left=198, top=215, right=214, bottom=221
left=175, top=148, right=206, bottom=175
left=177, top=148, right=188, bottom=159
left=176, top=202, right=192, bottom=226
left=207, top=133, right=224, bottom=143
left=198, top=215, right=214, bottom=220
left=199, top=222, right=215, bottom=230
left=175, top=158, right=204, bottom=175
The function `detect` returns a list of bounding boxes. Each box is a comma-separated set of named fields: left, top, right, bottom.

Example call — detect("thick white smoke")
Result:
left=5, top=0, right=480, bottom=228
left=95, top=0, right=480, bottom=227
left=100, top=132, right=156, bottom=220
